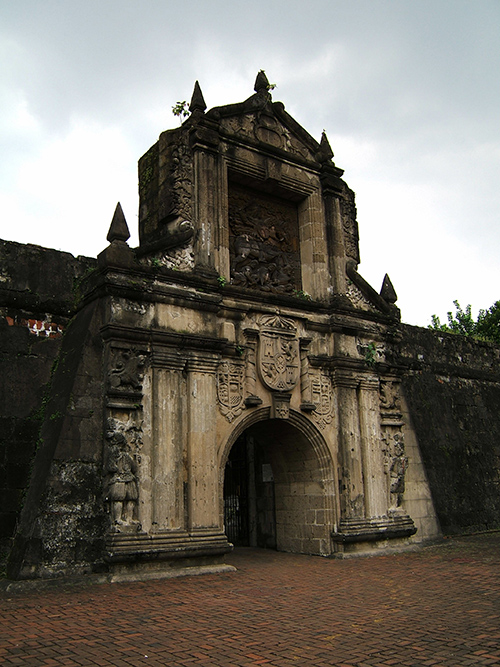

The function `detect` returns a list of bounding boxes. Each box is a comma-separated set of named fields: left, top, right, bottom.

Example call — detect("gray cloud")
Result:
left=1, top=0, right=499, bottom=325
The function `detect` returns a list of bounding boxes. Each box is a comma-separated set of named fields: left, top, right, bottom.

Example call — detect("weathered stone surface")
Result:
left=1, top=74, right=499, bottom=581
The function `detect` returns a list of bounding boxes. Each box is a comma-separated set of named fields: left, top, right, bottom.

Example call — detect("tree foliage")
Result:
left=430, top=300, right=500, bottom=344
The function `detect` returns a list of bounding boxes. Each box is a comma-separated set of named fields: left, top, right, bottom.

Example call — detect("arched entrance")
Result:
left=222, top=413, right=337, bottom=556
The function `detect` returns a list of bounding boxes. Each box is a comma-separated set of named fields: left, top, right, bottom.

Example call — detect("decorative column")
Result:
left=243, top=328, right=262, bottom=407
left=299, top=338, right=316, bottom=412
left=320, top=159, right=347, bottom=297
left=358, top=376, right=386, bottom=518
left=150, top=350, right=186, bottom=532
left=334, top=370, right=364, bottom=519
left=186, top=355, right=220, bottom=531
left=379, top=377, right=409, bottom=514
left=190, top=124, right=221, bottom=273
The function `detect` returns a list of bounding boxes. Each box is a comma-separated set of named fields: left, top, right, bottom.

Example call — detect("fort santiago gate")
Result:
left=7, top=72, right=443, bottom=581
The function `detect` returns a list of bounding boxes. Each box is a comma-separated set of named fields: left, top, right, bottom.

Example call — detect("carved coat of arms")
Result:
left=258, top=315, right=299, bottom=392
left=311, top=373, right=334, bottom=429
left=217, top=362, right=245, bottom=422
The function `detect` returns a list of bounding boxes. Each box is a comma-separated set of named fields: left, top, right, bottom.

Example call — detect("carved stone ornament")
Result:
left=228, top=183, right=301, bottom=294
left=310, top=372, right=334, bottom=430
left=104, top=417, right=142, bottom=532
left=258, top=315, right=299, bottom=392
left=271, top=392, right=291, bottom=419
left=382, top=430, right=409, bottom=512
left=108, top=348, right=146, bottom=393
left=217, top=361, right=245, bottom=423
left=169, top=136, right=193, bottom=222
left=379, top=380, right=400, bottom=412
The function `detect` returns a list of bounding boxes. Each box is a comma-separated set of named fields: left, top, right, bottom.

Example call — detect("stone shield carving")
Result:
left=311, top=373, right=334, bottom=430
left=258, top=315, right=299, bottom=392
left=217, top=361, right=245, bottom=422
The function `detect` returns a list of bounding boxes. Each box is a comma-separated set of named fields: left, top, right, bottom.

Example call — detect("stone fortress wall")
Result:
left=1, top=73, right=499, bottom=580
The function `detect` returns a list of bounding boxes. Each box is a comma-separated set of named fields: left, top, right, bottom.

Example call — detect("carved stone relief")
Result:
left=310, top=372, right=334, bottom=430
left=347, top=281, right=376, bottom=312
left=104, top=416, right=143, bottom=532
left=340, top=185, right=360, bottom=265
left=382, top=432, right=409, bottom=511
left=271, top=392, right=291, bottom=419
left=221, top=113, right=312, bottom=160
left=228, top=183, right=301, bottom=294
left=258, top=315, right=299, bottom=392
left=217, top=361, right=245, bottom=423
left=379, top=380, right=401, bottom=412
left=108, top=348, right=147, bottom=393
left=167, top=136, right=193, bottom=222
left=379, top=378, right=408, bottom=513
left=150, top=244, right=195, bottom=272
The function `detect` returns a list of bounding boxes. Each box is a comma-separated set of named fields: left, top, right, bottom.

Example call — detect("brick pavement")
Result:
left=0, top=533, right=499, bottom=666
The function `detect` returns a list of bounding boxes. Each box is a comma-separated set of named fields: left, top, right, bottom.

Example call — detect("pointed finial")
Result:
left=189, top=80, right=206, bottom=113
left=107, top=203, right=130, bottom=243
left=380, top=274, right=397, bottom=304
left=317, top=131, right=334, bottom=162
left=254, top=69, right=270, bottom=93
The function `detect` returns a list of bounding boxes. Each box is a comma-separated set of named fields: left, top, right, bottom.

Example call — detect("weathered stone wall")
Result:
left=394, top=325, right=500, bottom=535
left=0, top=240, right=96, bottom=560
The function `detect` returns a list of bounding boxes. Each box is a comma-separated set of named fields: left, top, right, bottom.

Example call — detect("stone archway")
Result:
left=221, top=409, right=338, bottom=556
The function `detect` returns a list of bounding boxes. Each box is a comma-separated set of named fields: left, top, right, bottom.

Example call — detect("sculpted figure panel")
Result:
left=228, top=183, right=301, bottom=294
left=104, top=418, right=142, bottom=531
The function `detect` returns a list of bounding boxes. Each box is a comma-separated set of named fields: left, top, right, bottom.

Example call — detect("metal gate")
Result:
left=223, top=436, right=249, bottom=546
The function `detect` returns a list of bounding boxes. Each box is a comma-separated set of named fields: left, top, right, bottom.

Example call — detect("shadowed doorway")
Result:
left=223, top=418, right=335, bottom=555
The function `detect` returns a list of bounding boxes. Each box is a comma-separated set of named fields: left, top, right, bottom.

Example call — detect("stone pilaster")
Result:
left=186, top=355, right=220, bottom=531
left=150, top=351, right=186, bottom=532
left=243, top=328, right=262, bottom=407
left=299, top=338, right=316, bottom=412
left=335, top=371, right=364, bottom=519
left=321, top=172, right=347, bottom=296
left=358, top=376, right=386, bottom=518
left=191, top=127, right=220, bottom=272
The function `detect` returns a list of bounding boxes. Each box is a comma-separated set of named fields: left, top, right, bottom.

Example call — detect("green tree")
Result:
left=430, top=300, right=500, bottom=344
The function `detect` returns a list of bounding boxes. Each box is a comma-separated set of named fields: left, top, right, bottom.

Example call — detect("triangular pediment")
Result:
left=204, top=73, right=331, bottom=167
left=216, top=104, right=319, bottom=163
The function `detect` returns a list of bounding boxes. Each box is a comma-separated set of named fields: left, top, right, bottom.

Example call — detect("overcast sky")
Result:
left=1, top=0, right=499, bottom=326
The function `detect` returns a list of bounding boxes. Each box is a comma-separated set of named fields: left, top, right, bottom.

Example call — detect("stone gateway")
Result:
left=4, top=72, right=498, bottom=582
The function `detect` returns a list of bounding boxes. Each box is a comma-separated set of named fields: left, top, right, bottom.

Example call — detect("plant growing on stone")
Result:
left=172, top=101, right=190, bottom=121
left=430, top=300, right=500, bottom=344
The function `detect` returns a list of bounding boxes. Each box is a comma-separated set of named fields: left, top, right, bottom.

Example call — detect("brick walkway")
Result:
left=0, top=533, right=499, bottom=666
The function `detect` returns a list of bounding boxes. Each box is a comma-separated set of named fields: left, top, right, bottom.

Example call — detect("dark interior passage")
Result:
left=223, top=419, right=334, bottom=555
